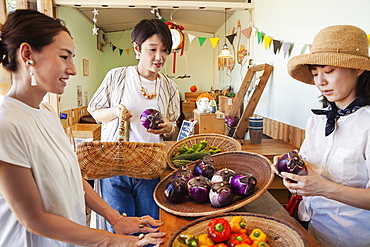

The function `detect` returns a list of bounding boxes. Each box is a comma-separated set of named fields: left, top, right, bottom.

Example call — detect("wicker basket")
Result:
left=166, top=133, right=242, bottom=169
left=167, top=212, right=304, bottom=247
left=76, top=141, right=166, bottom=180
left=76, top=107, right=167, bottom=180
left=154, top=151, right=274, bottom=217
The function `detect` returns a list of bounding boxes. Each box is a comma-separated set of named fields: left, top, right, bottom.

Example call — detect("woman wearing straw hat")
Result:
left=272, top=25, right=370, bottom=246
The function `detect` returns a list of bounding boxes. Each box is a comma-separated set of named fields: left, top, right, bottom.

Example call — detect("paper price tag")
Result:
left=228, top=98, right=233, bottom=105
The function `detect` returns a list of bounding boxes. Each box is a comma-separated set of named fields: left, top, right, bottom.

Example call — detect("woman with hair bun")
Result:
left=0, top=9, right=165, bottom=246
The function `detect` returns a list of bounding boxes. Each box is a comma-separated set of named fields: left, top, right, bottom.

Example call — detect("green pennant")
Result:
left=198, top=37, right=207, bottom=46
left=257, top=31, right=264, bottom=44
left=119, top=49, right=123, bottom=56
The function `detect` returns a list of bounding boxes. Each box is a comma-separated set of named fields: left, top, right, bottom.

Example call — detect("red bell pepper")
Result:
left=207, top=218, right=232, bottom=243
left=227, top=233, right=253, bottom=247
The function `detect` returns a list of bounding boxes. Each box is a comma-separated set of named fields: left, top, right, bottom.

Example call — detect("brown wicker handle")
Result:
left=118, top=106, right=129, bottom=142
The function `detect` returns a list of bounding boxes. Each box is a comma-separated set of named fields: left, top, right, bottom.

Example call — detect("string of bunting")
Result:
left=107, top=24, right=370, bottom=58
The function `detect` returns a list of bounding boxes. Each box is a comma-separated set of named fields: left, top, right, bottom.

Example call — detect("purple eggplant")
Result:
left=187, top=176, right=211, bottom=203
left=277, top=150, right=307, bottom=175
left=209, top=182, right=234, bottom=207
left=164, top=178, right=188, bottom=203
left=225, top=116, right=240, bottom=128
left=194, top=154, right=216, bottom=179
left=140, top=109, right=164, bottom=130
left=230, top=173, right=257, bottom=196
left=211, top=168, right=236, bottom=183
left=172, top=165, right=194, bottom=182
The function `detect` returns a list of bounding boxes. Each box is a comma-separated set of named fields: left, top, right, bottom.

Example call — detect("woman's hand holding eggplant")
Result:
left=280, top=163, right=329, bottom=197
left=147, top=116, right=174, bottom=135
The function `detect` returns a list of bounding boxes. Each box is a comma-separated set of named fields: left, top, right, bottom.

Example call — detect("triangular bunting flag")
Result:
left=125, top=48, right=131, bottom=55
left=273, top=39, right=282, bottom=54
left=119, top=49, right=123, bottom=56
left=198, top=37, right=207, bottom=46
left=263, top=36, right=272, bottom=50
left=257, top=31, right=264, bottom=44
left=210, top=37, right=220, bottom=48
left=112, top=45, right=117, bottom=52
left=226, top=33, right=237, bottom=45
left=300, top=44, right=308, bottom=55
left=188, top=34, right=196, bottom=43
left=282, top=42, right=291, bottom=58
left=241, top=27, right=252, bottom=39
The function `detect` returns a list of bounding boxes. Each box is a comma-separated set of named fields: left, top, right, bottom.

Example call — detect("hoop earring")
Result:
left=26, top=60, right=37, bottom=86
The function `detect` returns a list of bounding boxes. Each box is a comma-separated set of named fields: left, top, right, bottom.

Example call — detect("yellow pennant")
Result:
left=210, top=37, right=220, bottom=48
left=367, top=34, right=370, bottom=45
left=263, top=36, right=272, bottom=50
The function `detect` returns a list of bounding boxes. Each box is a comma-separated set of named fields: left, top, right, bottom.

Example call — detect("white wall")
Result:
left=214, top=10, right=252, bottom=95
left=253, top=0, right=370, bottom=129
left=57, top=7, right=104, bottom=111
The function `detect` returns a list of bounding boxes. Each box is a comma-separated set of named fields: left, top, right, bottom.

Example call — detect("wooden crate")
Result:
left=193, top=109, right=225, bottom=134
left=181, top=101, right=196, bottom=113
left=71, top=123, right=101, bottom=140
left=184, top=92, right=205, bottom=101
left=218, top=95, right=234, bottom=115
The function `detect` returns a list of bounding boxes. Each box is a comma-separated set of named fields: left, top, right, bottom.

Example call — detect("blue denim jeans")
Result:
left=100, top=175, right=160, bottom=233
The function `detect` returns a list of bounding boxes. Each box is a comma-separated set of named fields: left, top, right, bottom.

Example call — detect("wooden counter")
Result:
left=161, top=139, right=320, bottom=246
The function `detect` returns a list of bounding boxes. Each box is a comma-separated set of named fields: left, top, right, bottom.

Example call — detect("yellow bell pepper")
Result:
left=229, top=216, right=248, bottom=234
left=235, top=244, right=252, bottom=247
left=251, top=242, right=270, bottom=247
left=173, top=233, right=198, bottom=247
left=249, top=229, right=267, bottom=243
left=198, top=233, right=214, bottom=247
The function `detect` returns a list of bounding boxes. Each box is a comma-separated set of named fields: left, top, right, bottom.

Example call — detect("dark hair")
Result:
left=308, top=65, right=370, bottom=107
left=131, top=19, right=172, bottom=55
left=0, top=9, right=70, bottom=72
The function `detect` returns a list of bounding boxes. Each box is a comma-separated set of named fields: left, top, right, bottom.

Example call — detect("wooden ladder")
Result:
left=228, top=63, right=274, bottom=139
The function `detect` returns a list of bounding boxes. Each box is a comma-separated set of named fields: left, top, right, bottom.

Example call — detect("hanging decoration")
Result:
left=92, top=8, right=99, bottom=35
left=166, top=21, right=185, bottom=74
left=235, top=20, right=249, bottom=65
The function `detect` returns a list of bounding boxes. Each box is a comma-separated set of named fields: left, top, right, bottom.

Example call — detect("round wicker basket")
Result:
left=167, top=212, right=304, bottom=247
left=154, top=151, right=274, bottom=217
left=166, top=133, right=242, bottom=169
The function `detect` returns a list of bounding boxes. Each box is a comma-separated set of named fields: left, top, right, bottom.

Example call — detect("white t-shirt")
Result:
left=299, top=106, right=370, bottom=247
left=0, top=96, right=86, bottom=247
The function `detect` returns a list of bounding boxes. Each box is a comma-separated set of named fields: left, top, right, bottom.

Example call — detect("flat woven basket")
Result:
left=76, top=141, right=166, bottom=180
left=166, top=133, right=242, bottom=169
left=167, top=212, right=304, bottom=247
left=76, top=107, right=166, bottom=180
left=154, top=151, right=274, bottom=217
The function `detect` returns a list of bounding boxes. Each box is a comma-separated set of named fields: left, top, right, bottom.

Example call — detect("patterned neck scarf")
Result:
left=311, top=98, right=368, bottom=136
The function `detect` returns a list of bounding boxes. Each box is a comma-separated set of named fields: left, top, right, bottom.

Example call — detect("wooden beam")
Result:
left=232, top=64, right=273, bottom=139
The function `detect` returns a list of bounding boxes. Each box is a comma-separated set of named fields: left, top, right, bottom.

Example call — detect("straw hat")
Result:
left=288, top=25, right=370, bottom=84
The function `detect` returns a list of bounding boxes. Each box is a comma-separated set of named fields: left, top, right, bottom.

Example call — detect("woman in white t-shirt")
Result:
left=88, top=18, right=180, bottom=233
left=272, top=25, right=370, bottom=247
left=0, top=9, right=165, bottom=246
